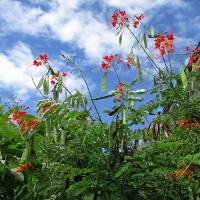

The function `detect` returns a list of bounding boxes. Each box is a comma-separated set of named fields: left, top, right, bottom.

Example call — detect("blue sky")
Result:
left=0, top=0, right=199, bottom=122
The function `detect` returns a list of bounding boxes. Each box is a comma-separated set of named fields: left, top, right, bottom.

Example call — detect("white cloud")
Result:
left=0, top=0, right=199, bottom=103
left=0, top=42, right=91, bottom=101
left=0, top=0, right=45, bottom=36
left=0, top=0, right=194, bottom=63
left=102, top=0, right=188, bottom=10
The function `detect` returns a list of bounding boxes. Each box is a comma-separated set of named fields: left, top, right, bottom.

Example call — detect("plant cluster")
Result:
left=0, top=10, right=200, bottom=200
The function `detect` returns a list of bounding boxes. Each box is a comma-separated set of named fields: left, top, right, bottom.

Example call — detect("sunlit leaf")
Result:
left=130, top=48, right=135, bottom=65
left=36, top=76, right=44, bottom=89
left=138, top=33, right=143, bottom=50
left=115, top=25, right=125, bottom=36
left=146, top=67, right=149, bottom=77
left=119, top=32, right=123, bottom=47
left=150, top=25, right=154, bottom=37
left=43, top=77, right=49, bottom=95
left=101, top=71, right=108, bottom=92
left=123, top=108, right=126, bottom=124
left=137, top=57, right=143, bottom=82
left=180, top=65, right=187, bottom=89
left=58, top=74, right=63, bottom=93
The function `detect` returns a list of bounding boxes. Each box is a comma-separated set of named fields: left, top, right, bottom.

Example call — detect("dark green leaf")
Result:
left=119, top=32, right=123, bottom=47
left=43, top=77, right=49, bottom=95
left=143, top=33, right=147, bottom=48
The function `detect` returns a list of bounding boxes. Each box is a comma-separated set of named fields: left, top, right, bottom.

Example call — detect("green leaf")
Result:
left=137, top=57, right=143, bottom=82
left=36, top=76, right=44, bottom=89
left=125, top=97, right=143, bottom=101
left=58, top=74, right=63, bottom=93
left=148, top=50, right=153, bottom=61
left=43, top=77, right=49, bottom=95
left=128, top=89, right=146, bottom=95
left=128, top=94, right=134, bottom=108
left=115, top=25, right=125, bottom=36
left=123, top=108, right=126, bottom=124
left=143, top=33, right=147, bottom=48
left=150, top=25, right=154, bottom=37
left=49, top=66, right=55, bottom=75
left=0, top=107, right=18, bottom=122
left=53, top=87, right=59, bottom=100
left=119, top=32, right=123, bottom=47
left=130, top=48, right=135, bottom=65
left=180, top=65, right=187, bottom=89
left=115, top=162, right=131, bottom=178
left=138, top=33, right=143, bottom=50
left=145, top=67, right=149, bottom=77
left=101, top=71, right=108, bottom=92
left=92, top=94, right=114, bottom=100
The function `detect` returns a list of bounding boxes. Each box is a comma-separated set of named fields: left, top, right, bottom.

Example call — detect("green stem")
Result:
left=62, top=55, right=103, bottom=123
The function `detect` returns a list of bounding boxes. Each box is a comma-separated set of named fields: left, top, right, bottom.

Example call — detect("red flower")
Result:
left=39, top=54, right=48, bottom=63
left=103, top=55, right=115, bottom=62
left=154, top=35, right=165, bottom=49
left=133, top=20, right=139, bottom=28
left=116, top=82, right=125, bottom=87
left=16, top=163, right=34, bottom=173
left=116, top=54, right=123, bottom=63
left=133, top=14, right=144, bottom=28
left=110, top=10, right=129, bottom=28
left=97, top=61, right=111, bottom=70
left=136, top=14, right=144, bottom=21
left=62, top=72, right=68, bottom=77
left=111, top=12, right=119, bottom=27
left=42, top=104, right=52, bottom=112
left=166, top=31, right=174, bottom=40
left=120, top=11, right=129, bottom=21
left=116, top=87, right=125, bottom=92
left=33, top=60, right=42, bottom=66
left=183, top=167, right=191, bottom=176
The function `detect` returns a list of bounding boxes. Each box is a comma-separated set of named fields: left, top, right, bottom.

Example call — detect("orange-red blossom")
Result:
left=7, top=111, right=39, bottom=132
left=179, top=118, right=199, bottom=129
left=154, top=31, right=175, bottom=59
left=33, top=54, right=48, bottom=66
left=16, top=163, right=34, bottom=173
left=167, top=164, right=196, bottom=180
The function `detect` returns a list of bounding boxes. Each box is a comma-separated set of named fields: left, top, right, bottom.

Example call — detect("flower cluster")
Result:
left=7, top=110, right=39, bottom=132
left=110, top=11, right=144, bottom=29
left=16, top=163, right=34, bottom=173
left=50, top=71, right=68, bottom=85
left=115, top=82, right=126, bottom=98
left=154, top=31, right=175, bottom=58
left=110, top=10, right=129, bottom=28
left=33, top=54, right=48, bottom=66
left=42, top=103, right=59, bottom=113
left=188, top=47, right=200, bottom=67
left=97, top=55, right=115, bottom=71
left=179, top=118, right=199, bottom=130
left=167, top=164, right=196, bottom=180
left=98, top=54, right=136, bottom=71
left=133, top=14, right=144, bottom=28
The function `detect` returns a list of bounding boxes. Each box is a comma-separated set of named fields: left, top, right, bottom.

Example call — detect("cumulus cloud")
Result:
left=0, top=0, right=199, bottom=104
left=0, top=42, right=92, bottom=102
